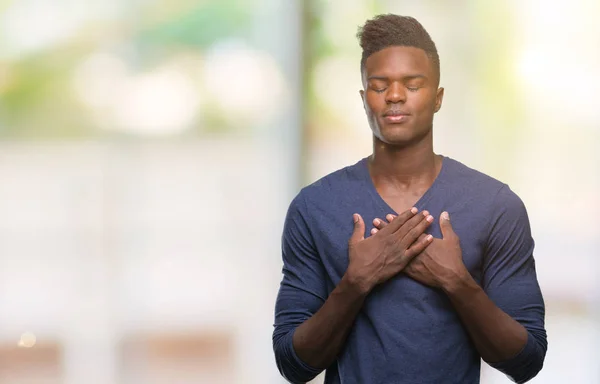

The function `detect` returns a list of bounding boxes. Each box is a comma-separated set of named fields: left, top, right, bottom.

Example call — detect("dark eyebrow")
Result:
left=367, top=76, right=388, bottom=81
left=367, top=74, right=427, bottom=81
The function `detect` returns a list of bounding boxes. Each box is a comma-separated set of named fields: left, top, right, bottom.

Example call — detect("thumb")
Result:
left=349, top=213, right=365, bottom=244
left=439, top=211, right=455, bottom=239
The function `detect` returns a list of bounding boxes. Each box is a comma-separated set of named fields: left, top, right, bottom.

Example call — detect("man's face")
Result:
left=360, top=46, right=444, bottom=147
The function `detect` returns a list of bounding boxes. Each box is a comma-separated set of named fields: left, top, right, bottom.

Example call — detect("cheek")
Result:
left=365, top=93, right=385, bottom=112
left=413, top=94, right=437, bottom=113
left=363, top=101, right=374, bottom=116
left=364, top=104, right=380, bottom=124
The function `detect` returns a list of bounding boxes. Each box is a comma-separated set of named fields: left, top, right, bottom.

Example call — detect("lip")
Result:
left=383, top=113, right=410, bottom=123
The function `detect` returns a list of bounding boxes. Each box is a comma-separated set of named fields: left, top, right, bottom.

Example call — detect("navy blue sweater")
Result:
left=273, top=156, right=547, bottom=384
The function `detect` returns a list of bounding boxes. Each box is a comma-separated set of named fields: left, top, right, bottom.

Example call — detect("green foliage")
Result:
left=0, top=0, right=253, bottom=139
left=136, top=0, right=251, bottom=49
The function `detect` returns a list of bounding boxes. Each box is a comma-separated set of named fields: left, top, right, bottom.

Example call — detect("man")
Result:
left=273, top=14, right=547, bottom=384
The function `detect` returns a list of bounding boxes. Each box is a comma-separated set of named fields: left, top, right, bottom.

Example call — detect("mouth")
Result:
left=382, top=111, right=410, bottom=123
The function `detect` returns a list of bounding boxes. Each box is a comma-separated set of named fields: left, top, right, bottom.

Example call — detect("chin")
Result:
left=380, top=136, right=417, bottom=148
left=379, top=127, right=415, bottom=143
left=377, top=124, right=430, bottom=147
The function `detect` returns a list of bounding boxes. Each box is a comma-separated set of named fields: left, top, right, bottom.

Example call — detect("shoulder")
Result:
left=443, top=156, right=506, bottom=193
left=283, top=159, right=364, bottom=243
left=296, top=158, right=366, bottom=207
left=443, top=157, right=521, bottom=203
left=442, top=156, right=529, bottom=220
left=490, top=185, right=530, bottom=229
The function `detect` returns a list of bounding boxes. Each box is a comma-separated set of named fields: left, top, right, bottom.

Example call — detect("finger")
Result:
left=411, top=232, right=429, bottom=246
left=439, top=211, right=455, bottom=240
left=384, top=207, right=418, bottom=233
left=395, top=209, right=429, bottom=238
left=404, top=233, right=434, bottom=258
left=399, top=211, right=434, bottom=246
left=373, top=217, right=390, bottom=230
left=349, top=213, right=365, bottom=244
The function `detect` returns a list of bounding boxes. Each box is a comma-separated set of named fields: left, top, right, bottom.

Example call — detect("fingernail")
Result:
left=422, top=210, right=429, bottom=217
left=426, top=234, right=433, bottom=241
left=442, top=212, right=450, bottom=220
left=426, top=215, right=434, bottom=223
left=371, top=228, right=377, bottom=235
left=411, top=207, right=418, bottom=214
left=353, top=214, right=359, bottom=223
left=374, top=219, right=380, bottom=225
left=386, top=214, right=394, bottom=221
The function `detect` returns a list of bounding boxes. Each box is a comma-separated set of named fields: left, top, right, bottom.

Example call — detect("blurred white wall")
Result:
left=0, top=139, right=295, bottom=384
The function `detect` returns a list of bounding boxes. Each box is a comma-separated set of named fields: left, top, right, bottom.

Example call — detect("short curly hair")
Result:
left=357, top=14, right=440, bottom=81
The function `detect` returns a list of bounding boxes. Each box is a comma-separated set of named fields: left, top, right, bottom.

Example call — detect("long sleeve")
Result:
left=272, top=194, right=328, bottom=383
left=482, top=186, right=548, bottom=383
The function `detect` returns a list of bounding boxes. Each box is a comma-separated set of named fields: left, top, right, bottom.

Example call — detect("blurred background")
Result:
left=0, top=0, right=598, bottom=383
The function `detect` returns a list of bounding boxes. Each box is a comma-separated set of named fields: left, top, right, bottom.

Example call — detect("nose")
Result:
left=386, top=82, right=406, bottom=104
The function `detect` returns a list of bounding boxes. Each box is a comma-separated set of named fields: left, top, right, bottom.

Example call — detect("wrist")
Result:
left=341, top=271, right=373, bottom=297
left=441, top=269, right=476, bottom=297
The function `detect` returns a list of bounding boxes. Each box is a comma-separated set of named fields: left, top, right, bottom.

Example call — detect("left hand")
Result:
left=371, top=212, right=469, bottom=289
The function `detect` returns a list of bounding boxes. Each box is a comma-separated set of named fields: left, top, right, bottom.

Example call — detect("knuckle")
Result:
left=398, top=215, right=424, bottom=237
left=382, top=235, right=396, bottom=247
left=408, top=226, right=422, bottom=239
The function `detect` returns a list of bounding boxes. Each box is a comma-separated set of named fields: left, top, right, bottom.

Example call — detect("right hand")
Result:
left=345, top=208, right=434, bottom=294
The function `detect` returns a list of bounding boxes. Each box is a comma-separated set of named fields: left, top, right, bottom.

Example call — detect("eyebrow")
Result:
left=367, top=74, right=427, bottom=81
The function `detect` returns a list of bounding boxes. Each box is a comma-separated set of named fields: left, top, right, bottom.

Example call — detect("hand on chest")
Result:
left=315, top=205, right=485, bottom=285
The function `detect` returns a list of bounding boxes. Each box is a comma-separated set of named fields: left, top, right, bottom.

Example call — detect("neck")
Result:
left=368, top=133, right=440, bottom=187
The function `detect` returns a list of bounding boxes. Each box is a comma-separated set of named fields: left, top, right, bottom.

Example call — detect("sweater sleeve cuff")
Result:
left=488, top=332, right=540, bottom=383
left=280, top=329, right=323, bottom=383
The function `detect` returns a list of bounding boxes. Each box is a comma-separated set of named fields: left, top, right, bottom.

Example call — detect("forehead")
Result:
left=364, top=46, right=433, bottom=78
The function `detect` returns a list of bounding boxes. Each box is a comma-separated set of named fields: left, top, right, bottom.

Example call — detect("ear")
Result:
left=434, top=87, right=444, bottom=113
left=359, top=89, right=366, bottom=109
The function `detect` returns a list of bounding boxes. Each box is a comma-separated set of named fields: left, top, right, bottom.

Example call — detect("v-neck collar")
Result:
left=358, top=155, right=449, bottom=215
